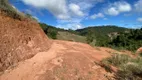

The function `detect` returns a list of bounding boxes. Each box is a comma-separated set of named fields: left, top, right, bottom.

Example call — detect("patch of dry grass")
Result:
left=102, top=53, right=142, bottom=80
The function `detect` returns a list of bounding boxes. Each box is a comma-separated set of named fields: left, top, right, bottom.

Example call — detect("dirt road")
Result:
left=0, top=40, right=116, bottom=80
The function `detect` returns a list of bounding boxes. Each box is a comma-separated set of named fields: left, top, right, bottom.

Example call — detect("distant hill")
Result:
left=39, top=23, right=84, bottom=42
left=39, top=23, right=132, bottom=46
left=76, top=26, right=129, bottom=46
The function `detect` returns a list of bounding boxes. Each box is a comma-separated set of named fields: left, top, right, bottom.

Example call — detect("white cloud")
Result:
left=116, top=1, right=131, bottom=12
left=107, top=7, right=119, bottom=16
left=21, top=0, right=104, bottom=29
left=69, top=3, right=84, bottom=17
left=103, top=18, right=108, bottom=20
left=137, top=18, right=142, bottom=22
left=22, top=0, right=70, bottom=19
left=57, top=23, right=83, bottom=30
left=134, top=0, right=142, bottom=12
left=90, top=13, right=104, bottom=19
left=105, top=1, right=131, bottom=16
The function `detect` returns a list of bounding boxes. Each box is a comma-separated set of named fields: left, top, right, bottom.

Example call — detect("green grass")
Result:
left=57, top=31, right=87, bottom=43
left=102, top=54, right=142, bottom=80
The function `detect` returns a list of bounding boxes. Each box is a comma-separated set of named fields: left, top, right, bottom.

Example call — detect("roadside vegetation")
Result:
left=102, top=53, right=142, bottom=80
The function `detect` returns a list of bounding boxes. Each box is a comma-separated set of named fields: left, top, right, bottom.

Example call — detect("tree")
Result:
left=86, top=30, right=94, bottom=44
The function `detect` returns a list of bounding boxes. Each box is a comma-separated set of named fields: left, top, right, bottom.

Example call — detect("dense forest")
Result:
left=107, top=28, right=142, bottom=51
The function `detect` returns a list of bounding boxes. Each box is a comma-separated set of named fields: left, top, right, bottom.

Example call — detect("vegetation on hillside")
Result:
left=39, top=23, right=86, bottom=42
left=0, top=0, right=39, bottom=21
left=107, top=28, right=142, bottom=51
left=86, top=30, right=94, bottom=44
left=77, top=25, right=128, bottom=46
left=0, top=0, right=24, bottom=20
left=57, top=31, right=86, bottom=43
left=39, top=23, right=141, bottom=51
left=39, top=23, right=58, bottom=39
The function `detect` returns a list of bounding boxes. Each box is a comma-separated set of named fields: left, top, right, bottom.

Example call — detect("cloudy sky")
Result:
left=10, top=0, right=142, bottom=29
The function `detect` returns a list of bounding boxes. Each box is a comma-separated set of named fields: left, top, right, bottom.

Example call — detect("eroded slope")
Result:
left=0, top=11, right=51, bottom=72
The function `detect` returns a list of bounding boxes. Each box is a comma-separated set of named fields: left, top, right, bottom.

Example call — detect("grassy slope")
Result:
left=40, top=23, right=86, bottom=43
left=57, top=31, right=86, bottom=43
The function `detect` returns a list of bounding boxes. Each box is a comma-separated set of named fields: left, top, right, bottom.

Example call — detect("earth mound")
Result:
left=0, top=11, right=51, bottom=72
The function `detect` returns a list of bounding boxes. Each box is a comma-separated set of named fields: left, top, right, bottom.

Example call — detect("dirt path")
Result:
left=0, top=40, right=114, bottom=80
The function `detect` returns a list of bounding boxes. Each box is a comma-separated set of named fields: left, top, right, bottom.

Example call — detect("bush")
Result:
left=47, top=30, right=57, bottom=39
left=104, top=54, right=131, bottom=67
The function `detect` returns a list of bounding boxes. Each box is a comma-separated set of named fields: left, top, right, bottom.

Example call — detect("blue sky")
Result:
left=10, top=0, right=142, bottom=30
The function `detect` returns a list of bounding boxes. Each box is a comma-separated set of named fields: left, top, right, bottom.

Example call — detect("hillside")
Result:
left=76, top=26, right=129, bottom=46
left=39, top=23, right=85, bottom=42
left=39, top=22, right=142, bottom=52
left=39, top=23, right=129, bottom=46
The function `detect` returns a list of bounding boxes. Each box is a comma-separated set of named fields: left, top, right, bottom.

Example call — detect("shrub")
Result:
left=104, top=54, right=131, bottom=67
left=116, top=58, right=142, bottom=80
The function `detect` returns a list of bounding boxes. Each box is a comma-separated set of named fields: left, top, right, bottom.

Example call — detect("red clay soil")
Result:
left=136, top=47, right=142, bottom=56
left=137, top=47, right=142, bottom=53
left=0, top=12, right=51, bottom=73
left=0, top=12, right=117, bottom=80
left=0, top=40, right=115, bottom=80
